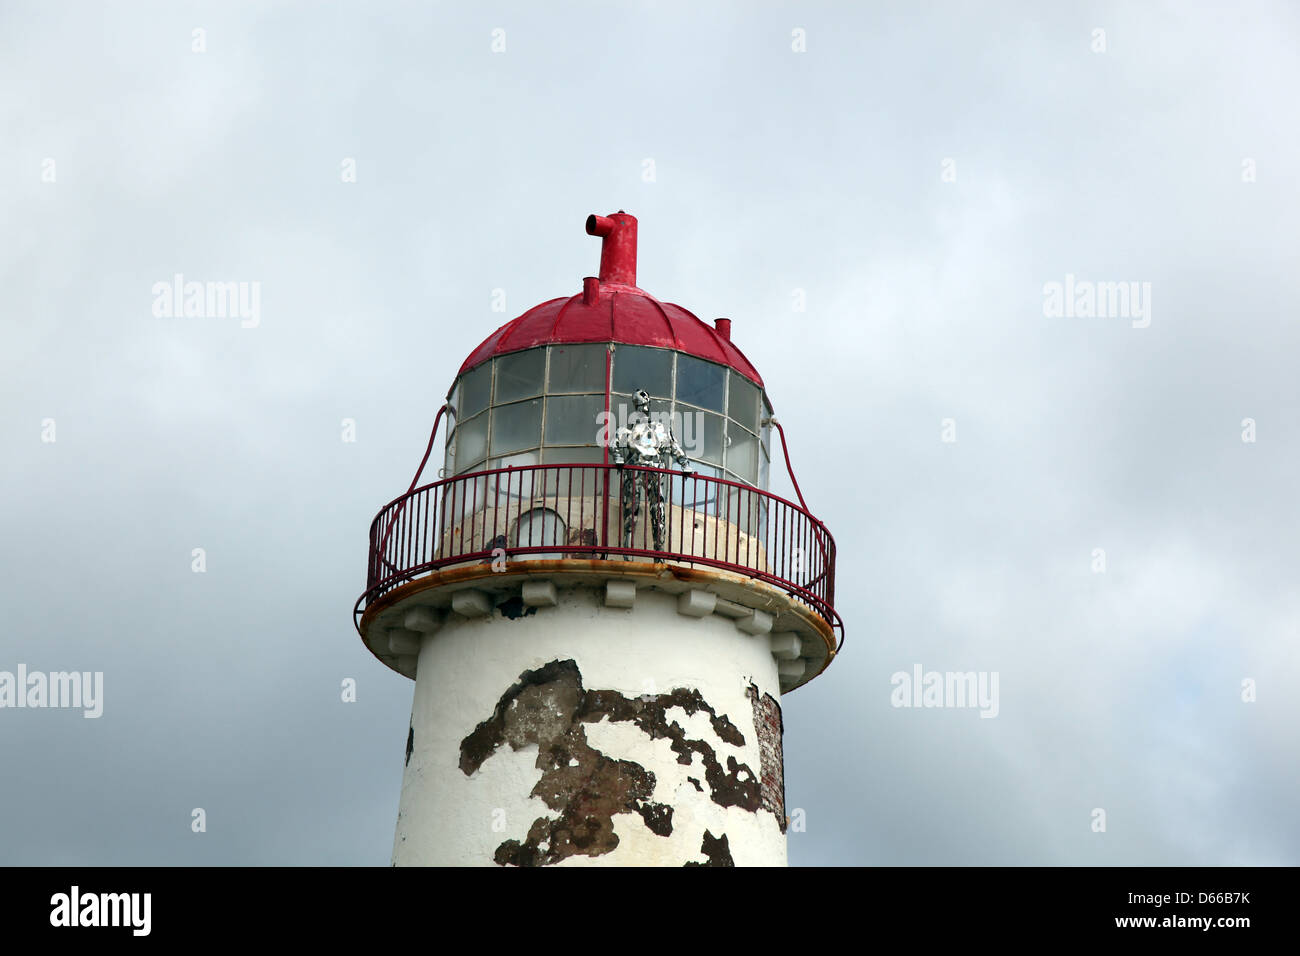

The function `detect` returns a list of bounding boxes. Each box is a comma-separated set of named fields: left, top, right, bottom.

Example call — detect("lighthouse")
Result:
left=354, top=212, right=842, bottom=866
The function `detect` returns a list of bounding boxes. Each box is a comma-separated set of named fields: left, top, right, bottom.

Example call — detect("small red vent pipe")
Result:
left=586, top=211, right=638, bottom=286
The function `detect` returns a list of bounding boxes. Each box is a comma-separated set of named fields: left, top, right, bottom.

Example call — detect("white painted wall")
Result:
left=393, top=585, right=787, bottom=866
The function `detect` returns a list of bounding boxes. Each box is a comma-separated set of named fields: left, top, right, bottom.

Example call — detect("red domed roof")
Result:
left=457, top=212, right=764, bottom=388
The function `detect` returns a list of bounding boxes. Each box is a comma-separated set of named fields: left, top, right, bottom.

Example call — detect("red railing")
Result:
left=354, top=463, right=842, bottom=649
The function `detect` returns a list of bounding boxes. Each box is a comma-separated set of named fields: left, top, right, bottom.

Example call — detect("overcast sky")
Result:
left=2, top=0, right=1297, bottom=866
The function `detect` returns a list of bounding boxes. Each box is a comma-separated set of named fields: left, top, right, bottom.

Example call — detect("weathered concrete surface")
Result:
left=393, top=586, right=787, bottom=866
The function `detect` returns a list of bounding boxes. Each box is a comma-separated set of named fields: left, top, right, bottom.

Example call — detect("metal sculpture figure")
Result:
left=612, top=389, right=694, bottom=552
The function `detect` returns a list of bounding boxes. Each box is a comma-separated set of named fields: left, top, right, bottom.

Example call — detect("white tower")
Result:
left=354, top=212, right=841, bottom=866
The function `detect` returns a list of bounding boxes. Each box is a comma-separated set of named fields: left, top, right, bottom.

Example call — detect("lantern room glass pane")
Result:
left=494, top=349, right=545, bottom=404
left=612, top=345, right=673, bottom=398
left=541, top=446, right=605, bottom=464
left=759, top=446, right=770, bottom=489
left=490, top=399, right=542, bottom=455
left=548, top=344, right=607, bottom=393
left=610, top=393, right=673, bottom=444
left=684, top=411, right=724, bottom=466
left=726, top=426, right=759, bottom=485
left=459, top=363, right=491, bottom=419
left=544, top=394, right=605, bottom=446
left=456, top=413, right=488, bottom=473
left=676, top=405, right=728, bottom=465
left=728, top=374, right=761, bottom=434
left=675, top=354, right=725, bottom=412
left=673, top=406, right=707, bottom=462
left=489, top=450, right=540, bottom=499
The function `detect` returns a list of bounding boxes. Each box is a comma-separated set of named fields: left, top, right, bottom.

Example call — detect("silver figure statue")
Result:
left=611, top=389, right=694, bottom=552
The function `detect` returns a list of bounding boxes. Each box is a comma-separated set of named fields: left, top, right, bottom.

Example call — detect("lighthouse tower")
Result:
left=354, top=212, right=842, bottom=867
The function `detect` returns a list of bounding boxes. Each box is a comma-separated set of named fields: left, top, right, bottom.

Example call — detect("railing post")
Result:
left=600, top=463, right=610, bottom=557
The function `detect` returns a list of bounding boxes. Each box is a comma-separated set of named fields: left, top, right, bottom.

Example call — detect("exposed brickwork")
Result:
left=747, top=684, right=786, bottom=831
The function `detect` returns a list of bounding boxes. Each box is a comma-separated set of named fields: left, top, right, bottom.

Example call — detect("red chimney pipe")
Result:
left=714, top=318, right=732, bottom=341
left=586, top=211, right=638, bottom=287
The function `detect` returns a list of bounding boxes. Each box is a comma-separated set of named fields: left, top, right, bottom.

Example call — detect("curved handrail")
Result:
left=355, top=462, right=843, bottom=651
left=374, top=403, right=449, bottom=576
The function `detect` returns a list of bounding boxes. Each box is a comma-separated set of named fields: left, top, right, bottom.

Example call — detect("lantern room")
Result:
left=444, top=212, right=772, bottom=491
left=354, top=211, right=842, bottom=694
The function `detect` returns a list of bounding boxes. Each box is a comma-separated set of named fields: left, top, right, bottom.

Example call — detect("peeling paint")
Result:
left=495, top=595, right=537, bottom=620
left=405, top=725, right=414, bottom=766
left=460, top=659, right=761, bottom=866
left=684, top=830, right=734, bottom=867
